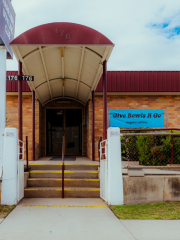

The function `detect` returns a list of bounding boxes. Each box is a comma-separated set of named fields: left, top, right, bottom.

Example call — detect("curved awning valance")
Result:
left=10, top=22, right=114, bottom=105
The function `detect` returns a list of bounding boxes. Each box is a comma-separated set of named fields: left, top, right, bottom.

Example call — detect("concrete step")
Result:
left=30, top=164, right=98, bottom=171
left=29, top=170, right=98, bottom=179
left=24, top=187, right=100, bottom=198
left=27, top=178, right=100, bottom=188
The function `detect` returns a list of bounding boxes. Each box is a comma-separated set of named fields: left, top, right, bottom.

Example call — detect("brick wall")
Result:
left=7, top=94, right=180, bottom=161
left=6, top=95, right=40, bottom=160
left=87, top=95, right=180, bottom=161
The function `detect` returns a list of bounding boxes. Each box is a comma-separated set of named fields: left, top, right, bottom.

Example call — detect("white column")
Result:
left=1, top=128, right=19, bottom=205
left=107, top=127, right=123, bottom=205
left=0, top=47, right=7, bottom=178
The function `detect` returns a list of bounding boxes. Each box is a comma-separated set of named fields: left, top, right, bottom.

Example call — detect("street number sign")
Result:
left=7, top=75, right=34, bottom=81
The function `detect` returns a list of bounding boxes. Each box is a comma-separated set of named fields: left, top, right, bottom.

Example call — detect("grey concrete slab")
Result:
left=25, top=157, right=98, bottom=165
left=0, top=204, right=134, bottom=240
left=122, top=168, right=180, bottom=175
left=144, top=169, right=180, bottom=175
left=0, top=218, right=4, bottom=224
left=121, top=219, right=180, bottom=240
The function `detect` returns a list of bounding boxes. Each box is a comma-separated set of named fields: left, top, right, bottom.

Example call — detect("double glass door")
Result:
left=46, top=109, right=82, bottom=156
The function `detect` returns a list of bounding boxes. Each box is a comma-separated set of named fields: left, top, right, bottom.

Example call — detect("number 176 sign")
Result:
left=7, top=75, right=34, bottom=81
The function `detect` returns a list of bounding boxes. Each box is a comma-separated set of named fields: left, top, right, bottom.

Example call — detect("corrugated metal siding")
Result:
left=6, top=71, right=31, bottom=92
left=6, top=71, right=180, bottom=93
left=95, top=71, right=180, bottom=92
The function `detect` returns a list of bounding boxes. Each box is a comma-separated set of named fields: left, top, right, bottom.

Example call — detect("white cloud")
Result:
left=6, top=0, right=180, bottom=70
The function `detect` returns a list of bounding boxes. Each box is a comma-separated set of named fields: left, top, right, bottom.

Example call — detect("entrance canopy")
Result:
left=10, top=22, right=114, bottom=105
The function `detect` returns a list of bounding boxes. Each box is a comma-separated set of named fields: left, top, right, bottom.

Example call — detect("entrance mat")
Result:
left=50, top=157, right=76, bottom=161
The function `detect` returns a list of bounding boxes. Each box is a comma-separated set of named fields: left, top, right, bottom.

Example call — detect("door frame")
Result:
left=45, top=107, right=83, bottom=156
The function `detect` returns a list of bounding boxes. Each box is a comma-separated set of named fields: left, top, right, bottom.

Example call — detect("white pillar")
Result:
left=0, top=48, right=7, bottom=178
left=107, top=127, right=123, bottom=205
left=1, top=128, right=19, bottom=205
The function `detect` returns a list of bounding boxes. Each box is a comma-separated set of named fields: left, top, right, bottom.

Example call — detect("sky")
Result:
left=6, top=0, right=180, bottom=71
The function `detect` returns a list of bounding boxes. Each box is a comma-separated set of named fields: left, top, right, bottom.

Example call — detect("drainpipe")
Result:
left=103, top=61, right=107, bottom=140
left=92, top=90, right=95, bottom=161
left=18, top=61, right=23, bottom=159
left=32, top=90, right=35, bottom=160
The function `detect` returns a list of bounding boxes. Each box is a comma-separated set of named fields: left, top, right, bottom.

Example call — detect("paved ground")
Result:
left=0, top=218, right=4, bottom=224
left=0, top=198, right=180, bottom=240
left=121, top=220, right=180, bottom=240
left=24, top=156, right=97, bottom=165
left=0, top=198, right=134, bottom=240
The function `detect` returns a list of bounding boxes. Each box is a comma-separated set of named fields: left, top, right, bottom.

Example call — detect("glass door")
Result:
left=65, top=109, right=82, bottom=155
left=46, top=109, right=82, bottom=156
left=46, top=109, right=64, bottom=155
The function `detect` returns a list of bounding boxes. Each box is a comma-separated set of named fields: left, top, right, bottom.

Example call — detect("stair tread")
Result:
left=25, top=187, right=100, bottom=190
left=30, top=164, right=98, bottom=166
left=30, top=170, right=98, bottom=173
left=28, top=178, right=99, bottom=181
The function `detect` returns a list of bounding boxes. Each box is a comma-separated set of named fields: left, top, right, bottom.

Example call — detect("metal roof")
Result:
left=9, top=22, right=114, bottom=105
left=96, top=71, right=180, bottom=92
left=7, top=71, right=180, bottom=94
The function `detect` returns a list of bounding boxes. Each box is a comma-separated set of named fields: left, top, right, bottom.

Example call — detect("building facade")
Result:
left=6, top=70, right=180, bottom=161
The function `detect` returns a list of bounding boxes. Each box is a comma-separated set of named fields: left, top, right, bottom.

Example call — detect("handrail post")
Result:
left=153, top=131, right=155, bottom=166
left=18, top=61, right=23, bottom=160
left=92, top=90, right=95, bottom=161
left=62, top=135, right=65, bottom=198
left=98, top=137, right=102, bottom=166
left=32, top=90, right=35, bottom=161
left=26, top=136, right=29, bottom=171
left=171, top=130, right=174, bottom=164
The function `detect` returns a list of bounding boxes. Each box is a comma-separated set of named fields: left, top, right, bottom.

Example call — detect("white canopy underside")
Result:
left=11, top=45, right=113, bottom=105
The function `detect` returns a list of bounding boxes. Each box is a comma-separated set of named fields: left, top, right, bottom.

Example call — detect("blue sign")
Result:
left=110, top=109, right=164, bottom=128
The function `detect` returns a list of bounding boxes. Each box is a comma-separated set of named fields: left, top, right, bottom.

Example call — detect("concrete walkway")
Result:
left=0, top=198, right=134, bottom=240
left=0, top=198, right=180, bottom=240
left=121, top=219, right=180, bottom=240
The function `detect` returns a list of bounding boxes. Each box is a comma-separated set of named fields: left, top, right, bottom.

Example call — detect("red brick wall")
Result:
left=7, top=94, right=180, bottom=161
left=86, top=95, right=180, bottom=161
left=6, top=95, right=40, bottom=160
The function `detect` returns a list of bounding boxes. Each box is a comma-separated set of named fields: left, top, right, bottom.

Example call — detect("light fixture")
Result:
left=56, top=110, right=63, bottom=115
left=56, top=101, right=71, bottom=104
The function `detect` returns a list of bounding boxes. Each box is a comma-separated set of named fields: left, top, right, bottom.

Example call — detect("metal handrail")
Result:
left=26, top=136, right=29, bottom=171
left=18, top=139, right=24, bottom=201
left=98, top=137, right=102, bottom=165
left=99, top=140, right=108, bottom=161
left=121, top=132, right=180, bottom=136
left=62, top=135, right=65, bottom=198
left=18, top=140, right=24, bottom=160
